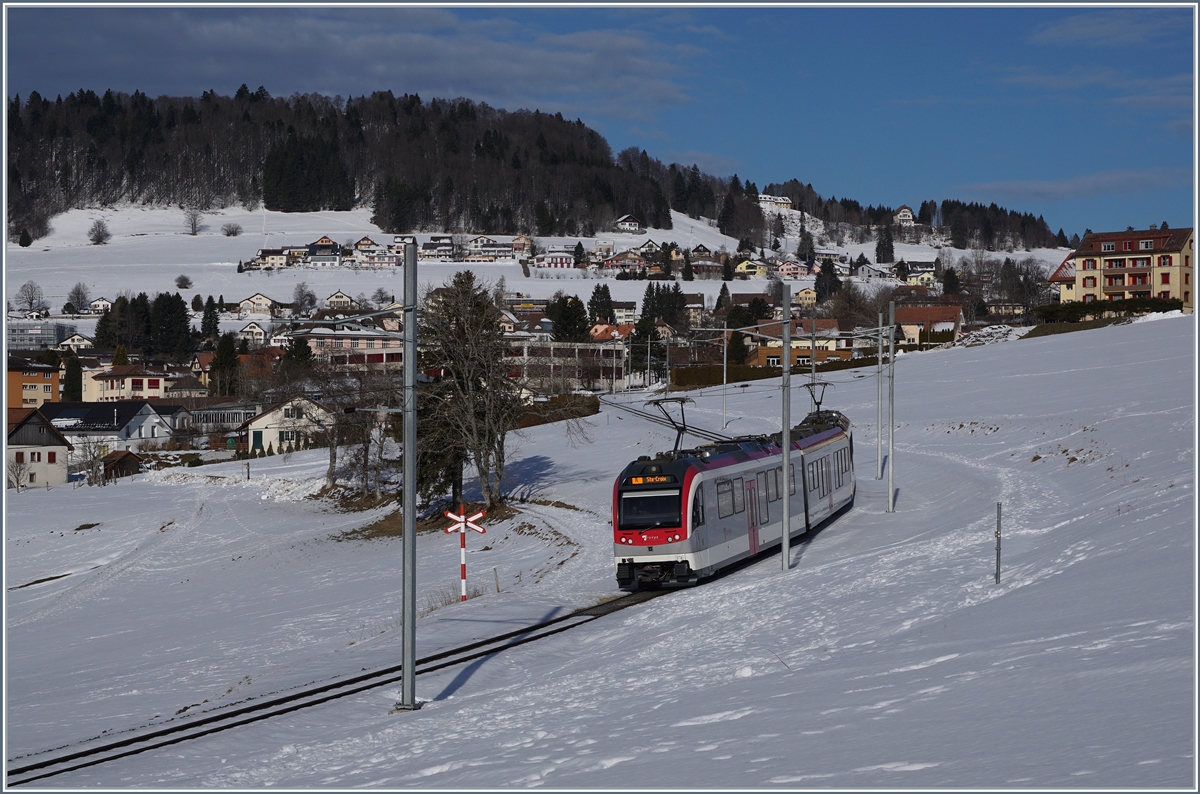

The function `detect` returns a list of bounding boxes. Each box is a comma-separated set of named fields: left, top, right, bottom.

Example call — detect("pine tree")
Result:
left=587, top=283, right=614, bottom=324
left=191, top=294, right=204, bottom=312
left=681, top=250, right=694, bottom=281
left=942, top=268, right=961, bottom=295
left=715, top=283, right=731, bottom=312
left=815, top=264, right=842, bottom=303
left=210, top=332, right=239, bottom=396
left=573, top=241, right=586, bottom=267
left=727, top=331, right=748, bottom=365
left=18, top=228, right=32, bottom=247
left=63, top=355, right=83, bottom=401
left=201, top=296, right=219, bottom=338
left=721, top=258, right=734, bottom=281
left=113, top=344, right=129, bottom=365
left=875, top=224, right=894, bottom=264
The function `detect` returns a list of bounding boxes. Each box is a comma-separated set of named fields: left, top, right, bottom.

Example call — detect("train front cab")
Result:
left=613, top=458, right=699, bottom=590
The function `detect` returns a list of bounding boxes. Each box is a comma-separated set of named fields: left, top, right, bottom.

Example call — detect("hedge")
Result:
left=1034, top=297, right=1182, bottom=324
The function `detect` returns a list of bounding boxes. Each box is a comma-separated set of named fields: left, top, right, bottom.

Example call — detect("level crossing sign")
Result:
left=444, top=507, right=486, bottom=601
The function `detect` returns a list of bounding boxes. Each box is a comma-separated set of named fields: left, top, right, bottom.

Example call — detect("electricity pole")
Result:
left=781, top=284, right=792, bottom=571
left=877, top=311, right=883, bottom=480
left=887, top=300, right=896, bottom=514
left=398, top=241, right=420, bottom=710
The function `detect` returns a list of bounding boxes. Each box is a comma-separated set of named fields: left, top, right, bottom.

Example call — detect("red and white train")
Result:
left=612, top=410, right=855, bottom=589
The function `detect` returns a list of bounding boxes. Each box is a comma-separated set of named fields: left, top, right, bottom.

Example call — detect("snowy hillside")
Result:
left=5, top=313, right=1194, bottom=787
left=5, top=205, right=1068, bottom=330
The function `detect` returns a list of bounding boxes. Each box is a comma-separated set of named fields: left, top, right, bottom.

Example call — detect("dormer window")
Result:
left=1140, top=240, right=1154, bottom=250
left=1101, top=242, right=1115, bottom=252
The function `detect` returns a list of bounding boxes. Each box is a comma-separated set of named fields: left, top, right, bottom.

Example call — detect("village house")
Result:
left=1071, top=226, right=1193, bottom=311
left=894, top=205, right=916, bottom=226
left=895, top=305, right=965, bottom=345
left=533, top=252, right=574, bottom=269
left=238, top=395, right=333, bottom=454
left=611, top=301, right=639, bottom=324
left=615, top=215, right=643, bottom=233
left=511, top=235, right=534, bottom=258
left=325, top=290, right=358, bottom=311
left=57, top=333, right=96, bottom=353
left=255, top=248, right=288, bottom=268
left=239, top=292, right=278, bottom=316
left=1048, top=254, right=1077, bottom=303
left=7, top=407, right=73, bottom=488
left=41, top=400, right=182, bottom=460
left=307, top=236, right=342, bottom=267
left=8, top=356, right=60, bottom=408
left=757, top=194, right=793, bottom=212
left=776, top=260, right=806, bottom=279
left=88, top=297, right=113, bottom=315
left=602, top=252, right=647, bottom=272
left=239, top=321, right=269, bottom=347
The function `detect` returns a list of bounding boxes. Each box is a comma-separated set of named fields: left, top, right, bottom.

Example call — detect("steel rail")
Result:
left=6, top=590, right=664, bottom=786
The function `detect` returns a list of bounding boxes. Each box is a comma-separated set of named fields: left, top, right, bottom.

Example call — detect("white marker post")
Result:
left=444, top=507, right=486, bottom=601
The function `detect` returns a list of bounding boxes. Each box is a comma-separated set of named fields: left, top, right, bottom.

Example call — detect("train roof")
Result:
left=626, top=409, right=851, bottom=468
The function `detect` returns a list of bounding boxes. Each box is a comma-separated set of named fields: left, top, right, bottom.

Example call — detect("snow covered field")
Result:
left=4, top=312, right=1194, bottom=787
left=5, top=205, right=1069, bottom=332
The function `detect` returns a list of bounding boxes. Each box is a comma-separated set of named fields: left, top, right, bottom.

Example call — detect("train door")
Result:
left=745, top=479, right=760, bottom=554
left=756, top=470, right=770, bottom=538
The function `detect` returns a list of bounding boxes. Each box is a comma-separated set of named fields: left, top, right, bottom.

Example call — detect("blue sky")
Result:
left=5, top=5, right=1195, bottom=237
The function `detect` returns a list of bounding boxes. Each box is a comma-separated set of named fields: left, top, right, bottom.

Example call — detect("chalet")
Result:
left=256, top=248, right=288, bottom=268
left=855, top=263, right=892, bottom=281
left=239, top=293, right=278, bottom=316
left=57, top=333, right=96, bottom=353
left=634, top=239, right=661, bottom=257
left=87, top=364, right=197, bottom=402
left=7, top=407, right=73, bottom=488
left=734, top=260, right=770, bottom=277
left=238, top=395, right=333, bottom=453
left=353, top=236, right=380, bottom=251
left=615, top=215, right=643, bottom=233
left=325, top=291, right=358, bottom=311
left=602, top=252, right=646, bottom=272
left=895, top=305, right=965, bottom=344
left=419, top=237, right=454, bottom=261
left=894, top=205, right=915, bottom=226
left=307, top=236, right=342, bottom=267
left=593, top=241, right=615, bottom=260
left=511, top=236, right=535, bottom=257
left=776, top=260, right=805, bottom=279
left=239, top=321, right=269, bottom=346
left=690, top=243, right=714, bottom=260
left=88, top=297, right=112, bottom=315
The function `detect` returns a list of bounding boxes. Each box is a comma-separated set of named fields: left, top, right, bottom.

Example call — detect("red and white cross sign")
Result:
left=444, top=507, right=486, bottom=601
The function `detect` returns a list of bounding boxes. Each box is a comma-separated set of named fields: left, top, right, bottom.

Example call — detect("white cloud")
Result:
left=1029, top=10, right=1186, bottom=47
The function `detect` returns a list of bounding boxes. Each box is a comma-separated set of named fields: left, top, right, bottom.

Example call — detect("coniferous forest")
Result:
left=6, top=85, right=1059, bottom=250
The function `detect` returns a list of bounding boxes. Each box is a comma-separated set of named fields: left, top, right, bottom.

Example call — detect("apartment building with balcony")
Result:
left=1073, top=226, right=1193, bottom=313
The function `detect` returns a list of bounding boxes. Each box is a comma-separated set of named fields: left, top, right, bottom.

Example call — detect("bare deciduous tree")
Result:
left=7, top=455, right=31, bottom=490
left=221, top=222, right=243, bottom=237
left=184, top=208, right=203, bottom=235
left=67, top=282, right=90, bottom=313
left=175, top=274, right=193, bottom=290
left=15, top=280, right=47, bottom=313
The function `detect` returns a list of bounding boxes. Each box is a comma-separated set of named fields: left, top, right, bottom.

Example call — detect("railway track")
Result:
left=5, top=589, right=666, bottom=786
left=598, top=395, right=732, bottom=443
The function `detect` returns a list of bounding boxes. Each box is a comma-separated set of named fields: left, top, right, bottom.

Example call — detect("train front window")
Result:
left=619, top=490, right=682, bottom=530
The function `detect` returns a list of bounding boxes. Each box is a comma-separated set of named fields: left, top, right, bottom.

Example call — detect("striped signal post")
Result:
left=444, top=507, right=486, bottom=601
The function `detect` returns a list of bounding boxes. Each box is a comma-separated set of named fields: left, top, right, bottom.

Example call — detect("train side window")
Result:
left=716, top=480, right=734, bottom=519
left=835, top=450, right=843, bottom=489
left=732, top=477, right=745, bottom=513
left=692, top=483, right=706, bottom=527
left=766, top=468, right=779, bottom=502
left=808, top=462, right=817, bottom=491
left=789, top=463, right=796, bottom=495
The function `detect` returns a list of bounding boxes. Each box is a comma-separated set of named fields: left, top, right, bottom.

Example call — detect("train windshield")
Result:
left=619, top=490, right=682, bottom=530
